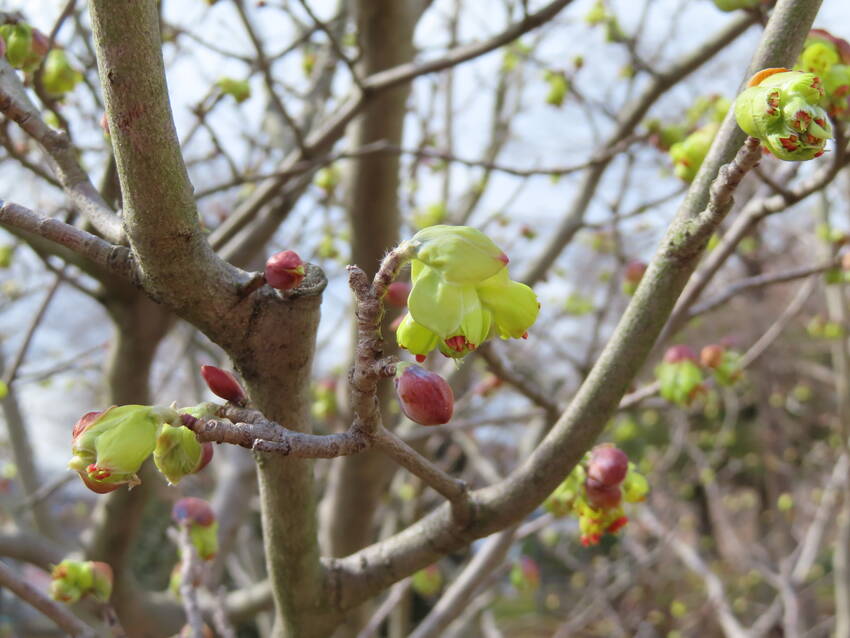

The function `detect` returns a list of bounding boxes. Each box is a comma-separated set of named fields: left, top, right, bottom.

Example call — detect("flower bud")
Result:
left=172, top=497, right=215, bottom=527
left=669, top=123, right=719, bottom=181
left=200, top=365, right=247, bottom=404
left=173, top=497, right=218, bottom=560
left=664, top=344, right=697, bottom=364
left=49, top=560, right=112, bottom=604
left=700, top=344, right=725, bottom=369
left=584, top=477, right=623, bottom=510
left=68, top=405, right=168, bottom=493
left=154, top=424, right=209, bottom=485
left=411, top=564, right=443, bottom=597
left=735, top=69, right=832, bottom=160
left=385, top=281, right=412, bottom=308
left=265, top=250, right=306, bottom=290
left=587, top=444, right=628, bottom=486
left=394, top=363, right=453, bottom=426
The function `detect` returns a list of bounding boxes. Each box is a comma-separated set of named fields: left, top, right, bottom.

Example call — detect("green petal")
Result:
left=412, top=225, right=507, bottom=283
left=408, top=266, right=467, bottom=338
left=396, top=313, right=439, bottom=356
left=477, top=270, right=539, bottom=339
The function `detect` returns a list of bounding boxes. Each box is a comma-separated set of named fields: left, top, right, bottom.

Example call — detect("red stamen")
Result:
left=415, top=354, right=427, bottom=363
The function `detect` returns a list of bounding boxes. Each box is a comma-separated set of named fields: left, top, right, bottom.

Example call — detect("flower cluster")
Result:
left=796, top=29, right=850, bottom=121
left=735, top=69, right=832, bottom=160
left=656, top=343, right=744, bottom=406
left=49, top=559, right=113, bottom=604
left=0, top=23, right=49, bottom=72
left=396, top=225, right=539, bottom=360
left=544, top=444, right=648, bottom=546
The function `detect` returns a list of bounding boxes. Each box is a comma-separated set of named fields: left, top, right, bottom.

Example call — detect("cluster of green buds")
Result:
left=49, top=559, right=113, bottom=604
left=395, top=225, right=539, bottom=360
left=0, top=23, right=49, bottom=72
left=796, top=29, right=850, bottom=121
left=544, top=69, right=570, bottom=107
left=807, top=314, right=844, bottom=340
left=735, top=68, right=832, bottom=160
left=544, top=444, right=648, bottom=546
left=68, top=403, right=216, bottom=493
left=656, top=343, right=743, bottom=406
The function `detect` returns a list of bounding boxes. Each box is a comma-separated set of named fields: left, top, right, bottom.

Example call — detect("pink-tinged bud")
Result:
left=664, top=344, right=697, bottom=364
left=587, top=444, right=628, bottom=486
left=584, top=477, right=623, bottom=510
left=700, top=344, right=725, bottom=369
left=394, top=363, right=454, bottom=426
left=386, top=281, right=412, bottom=308
left=265, top=250, right=306, bottom=290
left=200, top=365, right=247, bottom=405
left=196, top=442, right=214, bottom=473
left=99, top=113, right=110, bottom=136
left=172, top=497, right=216, bottom=527
left=72, top=410, right=103, bottom=441
left=624, top=260, right=647, bottom=284
left=472, top=373, right=503, bottom=397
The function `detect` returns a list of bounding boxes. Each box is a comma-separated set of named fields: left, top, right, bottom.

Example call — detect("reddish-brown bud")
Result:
left=394, top=363, right=454, bottom=426
left=265, top=250, right=305, bottom=290
left=30, top=29, right=50, bottom=57
left=664, top=344, right=697, bottom=364
left=587, top=444, right=629, bottom=486
left=624, top=260, right=647, bottom=284
left=584, top=477, right=623, bottom=510
left=200, top=365, right=247, bottom=404
left=172, top=497, right=215, bottom=527
left=195, top=442, right=214, bottom=473
left=700, top=344, right=725, bottom=369
left=386, top=281, right=412, bottom=308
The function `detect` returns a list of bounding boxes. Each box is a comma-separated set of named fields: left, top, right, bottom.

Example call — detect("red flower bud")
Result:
left=195, top=442, right=214, bottom=473
left=172, top=497, right=215, bottom=527
left=265, top=250, right=305, bottom=290
left=700, top=344, right=725, bottom=369
left=664, top=344, right=697, bottom=364
left=386, top=281, right=412, bottom=308
left=584, top=477, right=623, bottom=509
left=394, top=363, right=454, bottom=426
left=200, top=365, right=247, bottom=405
left=587, top=444, right=629, bottom=486
left=624, top=260, right=647, bottom=284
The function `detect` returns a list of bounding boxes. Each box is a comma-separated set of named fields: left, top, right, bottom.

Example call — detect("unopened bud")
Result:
left=200, top=365, right=247, bottom=404
left=584, top=476, right=623, bottom=510
left=587, top=444, right=628, bottom=486
left=411, top=564, right=443, bottom=597
left=624, top=260, right=647, bottom=284
left=172, top=497, right=215, bottom=527
left=510, top=557, right=541, bottom=593
left=265, top=250, right=305, bottom=290
left=154, top=424, right=211, bottom=485
left=700, top=344, right=725, bottom=368
left=664, top=344, right=697, bottom=364
left=394, top=363, right=454, bottom=426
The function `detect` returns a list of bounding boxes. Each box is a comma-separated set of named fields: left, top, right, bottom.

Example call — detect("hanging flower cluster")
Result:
left=735, top=68, right=832, bottom=160
left=544, top=444, right=648, bottom=546
left=396, top=225, right=539, bottom=360
left=49, top=559, right=113, bottom=604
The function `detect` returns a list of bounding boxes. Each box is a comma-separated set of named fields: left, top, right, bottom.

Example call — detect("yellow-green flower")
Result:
left=397, top=226, right=539, bottom=359
left=68, top=405, right=177, bottom=492
left=735, top=69, right=832, bottom=160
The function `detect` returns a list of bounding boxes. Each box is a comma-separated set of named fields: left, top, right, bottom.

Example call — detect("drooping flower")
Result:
left=153, top=423, right=213, bottom=485
left=68, top=405, right=178, bottom=492
left=396, top=226, right=539, bottom=359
